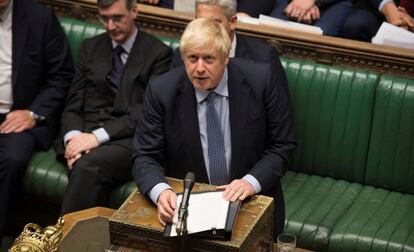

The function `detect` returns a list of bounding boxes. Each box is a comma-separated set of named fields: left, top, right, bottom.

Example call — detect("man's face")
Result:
left=184, top=47, right=229, bottom=91
left=0, top=0, right=11, bottom=10
left=98, top=0, right=138, bottom=44
left=196, top=4, right=237, bottom=40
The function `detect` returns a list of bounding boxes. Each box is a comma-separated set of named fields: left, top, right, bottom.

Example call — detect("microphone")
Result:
left=176, top=172, right=195, bottom=235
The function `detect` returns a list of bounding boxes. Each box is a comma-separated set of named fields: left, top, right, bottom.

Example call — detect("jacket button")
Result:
left=99, top=109, right=105, bottom=115
left=98, top=122, right=104, bottom=127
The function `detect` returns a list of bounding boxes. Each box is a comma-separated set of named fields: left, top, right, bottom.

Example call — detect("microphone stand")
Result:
left=176, top=172, right=195, bottom=251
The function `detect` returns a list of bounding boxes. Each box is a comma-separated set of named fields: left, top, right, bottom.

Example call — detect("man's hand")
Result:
left=299, top=5, right=320, bottom=24
left=156, top=189, right=177, bottom=226
left=216, top=179, right=255, bottom=202
left=0, top=110, right=36, bottom=134
left=383, top=2, right=414, bottom=29
left=285, top=0, right=316, bottom=20
left=141, top=0, right=160, bottom=5
left=66, top=153, right=83, bottom=170
left=64, top=133, right=99, bottom=160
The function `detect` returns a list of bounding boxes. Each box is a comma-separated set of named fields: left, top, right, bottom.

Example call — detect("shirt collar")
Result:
left=0, top=0, right=13, bottom=24
left=195, top=67, right=229, bottom=104
left=111, top=25, right=138, bottom=54
left=230, top=34, right=237, bottom=58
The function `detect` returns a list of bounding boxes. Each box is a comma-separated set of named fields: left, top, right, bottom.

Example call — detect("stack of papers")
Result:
left=243, top=14, right=323, bottom=35
left=174, top=0, right=195, bottom=13
left=372, top=22, right=414, bottom=50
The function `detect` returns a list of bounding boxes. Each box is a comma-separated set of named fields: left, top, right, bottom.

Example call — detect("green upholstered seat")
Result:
left=59, top=18, right=105, bottom=62
left=325, top=76, right=414, bottom=251
left=365, top=76, right=414, bottom=194
left=282, top=171, right=363, bottom=251
left=283, top=60, right=378, bottom=184
left=329, top=187, right=414, bottom=252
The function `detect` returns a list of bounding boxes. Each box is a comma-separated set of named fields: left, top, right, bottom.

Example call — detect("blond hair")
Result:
left=180, top=18, right=231, bottom=60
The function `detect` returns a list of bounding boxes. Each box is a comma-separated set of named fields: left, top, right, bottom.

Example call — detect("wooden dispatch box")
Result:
left=109, top=178, right=274, bottom=252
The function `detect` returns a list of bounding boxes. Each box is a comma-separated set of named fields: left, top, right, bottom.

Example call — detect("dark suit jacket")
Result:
left=11, top=0, right=73, bottom=149
left=133, top=59, right=296, bottom=234
left=237, top=0, right=276, bottom=17
left=56, top=31, right=172, bottom=156
left=170, top=34, right=289, bottom=95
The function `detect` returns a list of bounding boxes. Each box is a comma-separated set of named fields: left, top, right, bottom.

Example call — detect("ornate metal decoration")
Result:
left=10, top=218, right=64, bottom=252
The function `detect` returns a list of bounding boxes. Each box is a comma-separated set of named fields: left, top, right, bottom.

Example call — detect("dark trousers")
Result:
left=60, top=143, right=133, bottom=215
left=270, top=0, right=353, bottom=36
left=342, top=8, right=384, bottom=42
left=0, top=125, right=36, bottom=240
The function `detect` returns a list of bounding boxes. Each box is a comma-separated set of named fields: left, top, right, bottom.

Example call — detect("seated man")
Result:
left=270, top=0, right=352, bottom=36
left=342, top=0, right=414, bottom=41
left=0, top=0, right=73, bottom=242
left=170, top=0, right=288, bottom=95
left=57, top=0, right=172, bottom=214
left=133, top=18, right=296, bottom=238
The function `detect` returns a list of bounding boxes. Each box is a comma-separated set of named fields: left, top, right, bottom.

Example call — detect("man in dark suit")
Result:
left=342, top=0, right=414, bottom=41
left=170, top=0, right=288, bottom=95
left=58, top=0, right=172, bottom=214
left=0, top=0, right=73, bottom=242
left=270, top=0, right=352, bottom=36
left=133, top=18, right=296, bottom=238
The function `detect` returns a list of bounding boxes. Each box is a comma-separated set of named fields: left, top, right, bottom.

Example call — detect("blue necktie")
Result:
left=110, top=45, right=125, bottom=89
left=206, top=92, right=229, bottom=185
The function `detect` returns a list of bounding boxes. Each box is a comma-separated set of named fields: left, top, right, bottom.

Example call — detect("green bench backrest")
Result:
left=282, top=59, right=378, bottom=184
left=366, top=76, right=414, bottom=194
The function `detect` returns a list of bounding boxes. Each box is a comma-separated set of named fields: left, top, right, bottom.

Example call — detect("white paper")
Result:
left=237, top=15, right=260, bottom=25
left=259, top=14, right=323, bottom=35
left=169, top=191, right=230, bottom=236
left=372, top=22, right=414, bottom=50
left=174, top=0, right=195, bottom=13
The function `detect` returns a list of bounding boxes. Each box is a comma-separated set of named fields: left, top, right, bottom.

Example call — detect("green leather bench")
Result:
left=22, top=18, right=414, bottom=251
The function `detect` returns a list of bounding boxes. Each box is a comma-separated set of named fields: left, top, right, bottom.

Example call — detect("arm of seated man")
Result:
left=149, top=183, right=176, bottom=226
left=216, top=174, right=260, bottom=202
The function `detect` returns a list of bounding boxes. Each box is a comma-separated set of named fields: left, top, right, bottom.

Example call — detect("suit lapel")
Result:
left=89, top=37, right=115, bottom=102
left=114, top=31, right=147, bottom=111
left=12, top=0, right=28, bottom=87
left=228, top=63, right=250, bottom=179
left=175, top=78, right=209, bottom=182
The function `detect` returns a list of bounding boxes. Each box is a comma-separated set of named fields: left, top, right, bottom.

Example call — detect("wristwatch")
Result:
left=30, top=111, right=45, bottom=122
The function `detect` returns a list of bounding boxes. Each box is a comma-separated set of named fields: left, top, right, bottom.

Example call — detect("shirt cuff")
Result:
left=63, top=130, right=82, bottom=146
left=243, top=174, right=262, bottom=194
left=92, top=127, right=110, bottom=144
left=149, top=182, right=173, bottom=204
left=379, top=0, right=393, bottom=12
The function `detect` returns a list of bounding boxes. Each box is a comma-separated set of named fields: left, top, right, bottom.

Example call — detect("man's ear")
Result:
left=229, top=15, right=238, bottom=31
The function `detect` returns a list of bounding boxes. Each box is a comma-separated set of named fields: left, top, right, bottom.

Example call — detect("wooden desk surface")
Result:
left=63, top=207, right=314, bottom=252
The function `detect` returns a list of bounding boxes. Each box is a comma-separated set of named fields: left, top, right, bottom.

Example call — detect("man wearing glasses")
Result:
left=57, top=0, right=172, bottom=214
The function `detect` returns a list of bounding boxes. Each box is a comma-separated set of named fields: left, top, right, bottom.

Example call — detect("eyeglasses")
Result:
left=97, top=15, right=126, bottom=25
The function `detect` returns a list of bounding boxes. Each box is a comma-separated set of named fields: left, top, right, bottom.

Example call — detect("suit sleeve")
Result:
left=169, top=47, right=184, bottom=70
left=132, top=80, right=169, bottom=195
left=60, top=41, right=89, bottom=134
left=316, top=0, right=350, bottom=8
left=247, top=66, right=296, bottom=192
left=28, top=10, right=73, bottom=122
left=102, top=45, right=172, bottom=140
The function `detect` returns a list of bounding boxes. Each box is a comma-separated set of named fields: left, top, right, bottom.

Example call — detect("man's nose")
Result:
left=106, top=19, right=116, bottom=30
left=196, top=59, right=205, bottom=72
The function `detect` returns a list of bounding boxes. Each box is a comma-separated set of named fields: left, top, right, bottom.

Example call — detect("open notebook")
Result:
left=164, top=190, right=241, bottom=240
